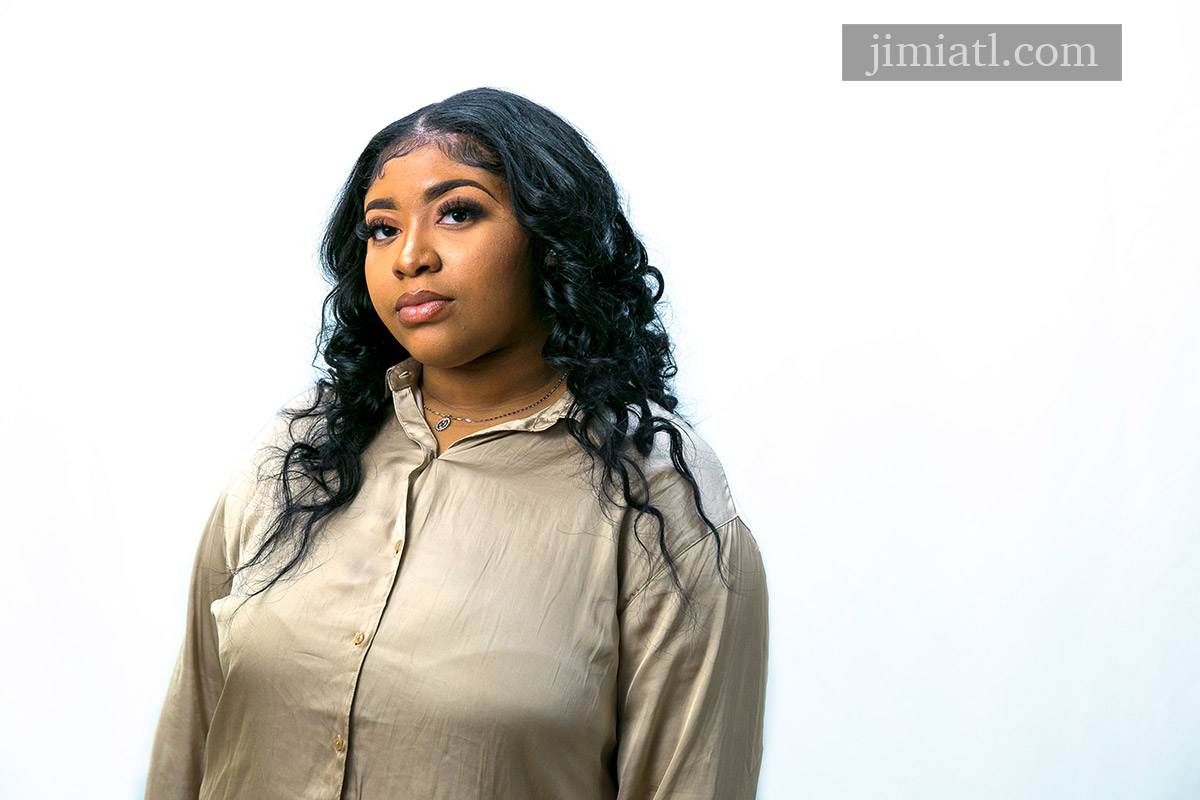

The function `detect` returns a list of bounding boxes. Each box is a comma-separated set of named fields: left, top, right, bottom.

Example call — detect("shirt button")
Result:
left=393, top=539, right=403, bottom=553
left=353, top=632, right=365, bottom=645
left=333, top=736, right=344, bottom=752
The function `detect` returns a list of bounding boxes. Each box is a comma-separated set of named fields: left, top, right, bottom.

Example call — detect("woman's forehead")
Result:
left=372, top=130, right=497, bottom=178
left=364, top=144, right=508, bottom=204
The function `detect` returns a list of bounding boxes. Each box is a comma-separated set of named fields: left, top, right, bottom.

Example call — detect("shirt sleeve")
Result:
left=614, top=515, right=769, bottom=799
left=144, top=487, right=236, bottom=800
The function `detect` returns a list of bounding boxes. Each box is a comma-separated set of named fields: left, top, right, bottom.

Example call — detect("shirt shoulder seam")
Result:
left=621, top=513, right=741, bottom=608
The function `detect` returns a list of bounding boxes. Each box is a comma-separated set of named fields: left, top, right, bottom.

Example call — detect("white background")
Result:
left=2, top=2, right=1197, bottom=798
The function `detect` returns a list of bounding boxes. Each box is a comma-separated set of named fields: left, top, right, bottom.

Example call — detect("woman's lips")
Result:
left=395, top=290, right=452, bottom=325
left=397, top=298, right=451, bottom=324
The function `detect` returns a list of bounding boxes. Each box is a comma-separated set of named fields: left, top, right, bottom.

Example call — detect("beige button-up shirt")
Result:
left=146, top=358, right=768, bottom=799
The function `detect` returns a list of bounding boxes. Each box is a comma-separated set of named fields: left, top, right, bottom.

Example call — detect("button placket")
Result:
left=327, top=406, right=420, bottom=790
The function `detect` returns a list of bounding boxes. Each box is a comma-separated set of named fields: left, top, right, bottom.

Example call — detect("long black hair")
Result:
left=234, top=87, right=725, bottom=602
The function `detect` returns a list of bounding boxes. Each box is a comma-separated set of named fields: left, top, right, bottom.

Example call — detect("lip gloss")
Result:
left=398, top=299, right=452, bottom=324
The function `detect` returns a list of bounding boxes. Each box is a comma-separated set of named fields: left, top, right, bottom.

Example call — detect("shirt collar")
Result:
left=384, top=357, right=575, bottom=439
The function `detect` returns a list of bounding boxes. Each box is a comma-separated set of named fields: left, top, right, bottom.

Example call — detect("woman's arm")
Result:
left=144, top=489, right=234, bottom=800
left=615, top=515, right=769, bottom=799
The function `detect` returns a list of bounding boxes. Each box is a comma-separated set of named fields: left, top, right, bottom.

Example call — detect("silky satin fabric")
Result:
left=145, top=357, right=768, bottom=799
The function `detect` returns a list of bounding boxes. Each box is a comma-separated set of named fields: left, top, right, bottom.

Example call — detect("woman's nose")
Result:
left=393, top=226, right=441, bottom=277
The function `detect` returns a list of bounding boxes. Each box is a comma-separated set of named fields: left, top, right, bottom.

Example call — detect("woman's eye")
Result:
left=437, top=199, right=483, bottom=226
left=370, top=223, right=397, bottom=241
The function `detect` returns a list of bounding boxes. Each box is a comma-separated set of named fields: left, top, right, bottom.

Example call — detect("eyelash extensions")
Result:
left=435, top=196, right=484, bottom=224
left=353, top=197, right=486, bottom=242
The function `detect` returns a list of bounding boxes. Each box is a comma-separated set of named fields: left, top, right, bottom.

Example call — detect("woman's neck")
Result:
left=418, top=344, right=561, bottom=416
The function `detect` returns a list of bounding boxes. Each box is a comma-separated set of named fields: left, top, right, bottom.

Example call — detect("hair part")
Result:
left=371, top=124, right=502, bottom=182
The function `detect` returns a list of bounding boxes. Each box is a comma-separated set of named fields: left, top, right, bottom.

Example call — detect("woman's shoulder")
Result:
left=212, top=384, right=329, bottom=563
left=611, top=400, right=750, bottom=597
left=232, top=384, right=327, bottom=479
left=630, top=399, right=741, bottom=529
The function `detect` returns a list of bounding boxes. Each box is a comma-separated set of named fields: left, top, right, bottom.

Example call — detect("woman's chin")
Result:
left=395, top=341, right=479, bottom=371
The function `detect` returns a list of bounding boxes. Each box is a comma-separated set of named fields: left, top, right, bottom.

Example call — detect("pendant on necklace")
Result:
left=435, top=417, right=451, bottom=432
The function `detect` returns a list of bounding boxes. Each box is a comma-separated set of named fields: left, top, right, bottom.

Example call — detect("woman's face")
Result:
left=362, top=143, right=547, bottom=370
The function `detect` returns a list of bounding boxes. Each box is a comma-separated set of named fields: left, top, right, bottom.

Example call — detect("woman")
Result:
left=145, top=87, right=768, bottom=800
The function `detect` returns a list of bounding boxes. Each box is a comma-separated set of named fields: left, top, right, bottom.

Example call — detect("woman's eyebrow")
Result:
left=424, top=178, right=496, bottom=203
left=364, top=179, right=497, bottom=213
left=364, top=198, right=397, bottom=213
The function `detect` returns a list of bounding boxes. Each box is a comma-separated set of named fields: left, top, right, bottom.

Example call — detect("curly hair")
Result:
left=232, top=87, right=726, bottom=603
